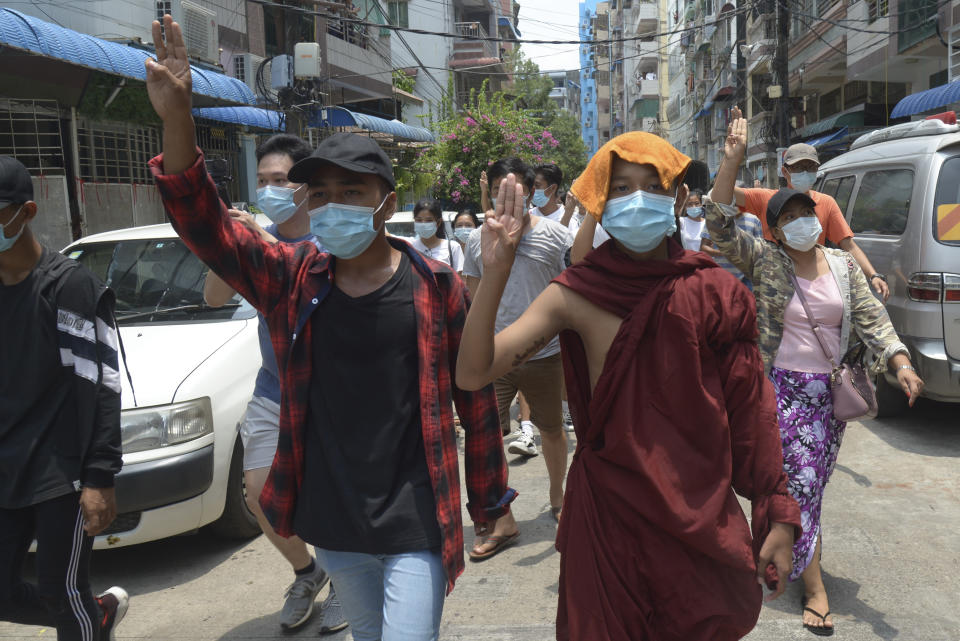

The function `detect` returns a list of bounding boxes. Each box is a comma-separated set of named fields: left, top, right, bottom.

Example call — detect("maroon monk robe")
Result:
left=553, top=239, right=800, bottom=641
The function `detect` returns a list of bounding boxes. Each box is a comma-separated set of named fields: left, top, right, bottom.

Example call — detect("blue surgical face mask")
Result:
left=602, top=190, right=677, bottom=254
left=490, top=197, right=496, bottom=209
left=532, top=188, right=551, bottom=208
left=256, top=185, right=301, bottom=224
left=780, top=215, right=822, bottom=251
left=454, top=227, right=473, bottom=243
left=308, top=195, right=388, bottom=259
left=789, top=171, right=817, bottom=192
left=414, top=221, right=438, bottom=239
left=0, top=205, right=25, bottom=254
left=686, top=206, right=703, bottom=219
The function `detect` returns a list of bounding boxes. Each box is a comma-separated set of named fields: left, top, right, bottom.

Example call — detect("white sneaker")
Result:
left=508, top=423, right=539, bottom=457
left=96, top=586, right=128, bottom=641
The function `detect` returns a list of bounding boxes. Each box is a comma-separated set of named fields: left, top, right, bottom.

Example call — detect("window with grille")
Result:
left=195, top=122, right=241, bottom=203
left=867, top=0, right=888, bottom=23
left=77, top=121, right=161, bottom=183
left=0, top=99, right=65, bottom=174
left=387, top=1, right=409, bottom=28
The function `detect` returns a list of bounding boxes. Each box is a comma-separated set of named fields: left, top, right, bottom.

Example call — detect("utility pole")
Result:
left=774, top=0, right=791, bottom=149
left=735, top=4, right=746, bottom=110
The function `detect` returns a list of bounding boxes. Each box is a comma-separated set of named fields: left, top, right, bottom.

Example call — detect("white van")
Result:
left=62, top=223, right=263, bottom=548
left=386, top=210, right=463, bottom=239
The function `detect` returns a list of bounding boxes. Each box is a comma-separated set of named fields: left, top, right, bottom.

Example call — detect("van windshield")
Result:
left=65, top=239, right=256, bottom=324
left=933, top=156, right=960, bottom=246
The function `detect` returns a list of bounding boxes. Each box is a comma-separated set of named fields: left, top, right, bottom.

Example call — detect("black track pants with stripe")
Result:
left=0, top=492, right=103, bottom=641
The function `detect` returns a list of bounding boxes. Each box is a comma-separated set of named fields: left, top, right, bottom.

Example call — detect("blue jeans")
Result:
left=314, top=547, right=445, bottom=641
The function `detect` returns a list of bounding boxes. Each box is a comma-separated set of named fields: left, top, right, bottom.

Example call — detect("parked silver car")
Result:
left=817, top=117, right=960, bottom=415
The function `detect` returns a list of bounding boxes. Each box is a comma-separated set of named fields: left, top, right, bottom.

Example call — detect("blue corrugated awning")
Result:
left=193, top=107, right=285, bottom=131
left=804, top=126, right=848, bottom=148
left=498, top=17, right=521, bottom=38
left=310, top=107, right=435, bottom=143
left=891, top=80, right=960, bottom=118
left=694, top=100, right=715, bottom=120
left=0, top=8, right=255, bottom=106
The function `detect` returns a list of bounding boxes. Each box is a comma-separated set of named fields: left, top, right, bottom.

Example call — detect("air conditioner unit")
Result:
left=233, top=53, right=270, bottom=98
left=157, top=0, right=219, bottom=65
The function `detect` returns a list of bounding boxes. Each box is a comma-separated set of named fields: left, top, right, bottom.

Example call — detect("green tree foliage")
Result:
left=392, top=69, right=416, bottom=94
left=415, top=53, right=588, bottom=207
left=416, top=84, right=560, bottom=207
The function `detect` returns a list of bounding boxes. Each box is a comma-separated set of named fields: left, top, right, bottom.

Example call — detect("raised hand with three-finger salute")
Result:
left=480, top=173, right=528, bottom=274
left=145, top=15, right=199, bottom=176
left=723, top=106, right=748, bottom=163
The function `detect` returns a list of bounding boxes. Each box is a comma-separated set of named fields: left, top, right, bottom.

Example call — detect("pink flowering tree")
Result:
left=416, top=87, right=567, bottom=208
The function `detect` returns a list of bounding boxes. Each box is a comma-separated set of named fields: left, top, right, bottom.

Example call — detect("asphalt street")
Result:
left=1, top=398, right=957, bottom=640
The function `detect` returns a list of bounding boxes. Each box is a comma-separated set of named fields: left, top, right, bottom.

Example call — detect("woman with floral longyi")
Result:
left=706, top=108, right=925, bottom=637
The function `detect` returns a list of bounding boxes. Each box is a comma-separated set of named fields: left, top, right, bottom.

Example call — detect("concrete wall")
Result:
left=81, top=183, right=165, bottom=237
left=390, top=0, right=452, bottom=125
left=30, top=176, right=74, bottom=252
left=13, top=1, right=154, bottom=43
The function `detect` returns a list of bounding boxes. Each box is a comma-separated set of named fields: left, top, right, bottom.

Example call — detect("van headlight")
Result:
left=121, top=398, right=213, bottom=454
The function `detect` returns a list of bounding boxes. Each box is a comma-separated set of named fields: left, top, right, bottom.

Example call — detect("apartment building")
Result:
left=580, top=0, right=601, bottom=154
left=663, top=0, right=738, bottom=176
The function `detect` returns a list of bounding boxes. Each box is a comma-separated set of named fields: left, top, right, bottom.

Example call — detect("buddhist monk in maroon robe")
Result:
left=456, top=132, right=801, bottom=641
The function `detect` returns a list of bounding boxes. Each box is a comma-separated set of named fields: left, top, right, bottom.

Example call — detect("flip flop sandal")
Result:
left=468, top=531, right=520, bottom=562
left=802, top=606, right=835, bottom=637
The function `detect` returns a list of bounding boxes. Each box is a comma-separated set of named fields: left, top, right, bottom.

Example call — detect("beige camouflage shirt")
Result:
left=703, top=200, right=908, bottom=374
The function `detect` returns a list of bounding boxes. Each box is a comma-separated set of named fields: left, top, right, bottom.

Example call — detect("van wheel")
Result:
left=209, top=438, right=262, bottom=539
left=874, top=373, right=908, bottom=418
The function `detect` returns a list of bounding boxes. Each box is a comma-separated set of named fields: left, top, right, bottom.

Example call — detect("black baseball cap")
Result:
left=766, top=188, right=816, bottom=229
left=0, top=156, right=33, bottom=208
left=288, top=133, right=395, bottom=190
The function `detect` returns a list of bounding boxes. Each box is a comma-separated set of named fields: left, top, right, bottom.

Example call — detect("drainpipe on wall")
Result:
left=68, top=106, right=86, bottom=239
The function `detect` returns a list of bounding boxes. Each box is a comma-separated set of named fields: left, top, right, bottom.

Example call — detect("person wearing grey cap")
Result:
left=0, top=156, right=128, bottom=640
left=145, top=16, right=514, bottom=641
left=706, top=113, right=924, bottom=637
left=717, top=107, right=890, bottom=302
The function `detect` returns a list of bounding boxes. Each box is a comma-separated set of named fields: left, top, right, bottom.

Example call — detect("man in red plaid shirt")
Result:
left=145, top=16, right=514, bottom=641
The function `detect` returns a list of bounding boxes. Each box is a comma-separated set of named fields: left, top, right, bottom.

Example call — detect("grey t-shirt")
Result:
left=463, top=216, right=573, bottom=360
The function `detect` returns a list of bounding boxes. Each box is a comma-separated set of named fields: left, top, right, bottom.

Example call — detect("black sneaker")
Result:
left=96, top=586, right=129, bottom=641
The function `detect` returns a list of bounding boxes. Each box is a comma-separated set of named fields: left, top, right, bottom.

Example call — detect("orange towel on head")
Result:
left=571, top=132, right=692, bottom=222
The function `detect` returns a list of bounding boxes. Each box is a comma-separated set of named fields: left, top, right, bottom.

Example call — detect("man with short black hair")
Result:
left=462, top=157, right=573, bottom=558
left=0, top=155, right=128, bottom=641
left=531, top=163, right=564, bottom=222
left=203, top=133, right=346, bottom=634
left=146, top=17, right=513, bottom=640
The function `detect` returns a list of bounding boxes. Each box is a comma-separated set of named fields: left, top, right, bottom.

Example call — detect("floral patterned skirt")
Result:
left=769, top=366, right=847, bottom=580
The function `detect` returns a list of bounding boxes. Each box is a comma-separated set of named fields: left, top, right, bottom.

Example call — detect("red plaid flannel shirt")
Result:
left=150, top=152, right=515, bottom=592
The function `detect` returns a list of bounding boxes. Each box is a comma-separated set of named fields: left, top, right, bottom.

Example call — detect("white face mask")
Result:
left=780, top=216, right=822, bottom=251
left=789, top=171, right=817, bottom=192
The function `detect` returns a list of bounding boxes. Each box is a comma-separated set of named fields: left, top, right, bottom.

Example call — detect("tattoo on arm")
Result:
left=512, top=336, right=548, bottom=367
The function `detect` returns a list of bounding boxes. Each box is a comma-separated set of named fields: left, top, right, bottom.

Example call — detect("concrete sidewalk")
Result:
left=1, top=399, right=957, bottom=640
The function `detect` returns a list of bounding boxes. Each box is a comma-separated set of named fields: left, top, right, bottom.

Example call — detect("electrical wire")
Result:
left=244, top=0, right=758, bottom=46
left=776, top=0, right=948, bottom=35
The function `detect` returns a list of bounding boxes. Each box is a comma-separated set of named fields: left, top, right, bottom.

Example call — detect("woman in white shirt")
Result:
left=679, top=189, right=706, bottom=251
left=411, top=199, right=464, bottom=272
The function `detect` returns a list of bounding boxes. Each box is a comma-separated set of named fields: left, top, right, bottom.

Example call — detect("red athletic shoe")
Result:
left=96, top=586, right=129, bottom=641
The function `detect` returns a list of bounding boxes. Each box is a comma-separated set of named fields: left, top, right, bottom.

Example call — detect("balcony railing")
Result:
left=452, top=22, right=498, bottom=62
left=747, top=13, right=775, bottom=43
